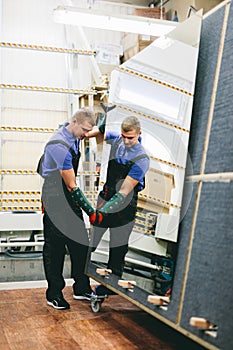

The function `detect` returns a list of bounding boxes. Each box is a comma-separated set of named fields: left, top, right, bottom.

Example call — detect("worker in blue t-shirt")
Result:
left=40, top=107, right=97, bottom=310
left=87, top=115, right=150, bottom=296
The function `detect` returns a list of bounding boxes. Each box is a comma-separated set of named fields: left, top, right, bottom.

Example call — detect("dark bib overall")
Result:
left=42, top=140, right=91, bottom=299
left=91, top=138, right=148, bottom=277
left=97, top=138, right=148, bottom=228
left=42, top=140, right=81, bottom=216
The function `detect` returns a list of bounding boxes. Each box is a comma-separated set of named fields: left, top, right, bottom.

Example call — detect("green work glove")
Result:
left=71, top=187, right=94, bottom=216
left=98, top=192, right=125, bottom=216
left=98, top=115, right=106, bottom=134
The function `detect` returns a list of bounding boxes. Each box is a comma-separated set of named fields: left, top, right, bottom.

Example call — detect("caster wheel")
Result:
left=91, top=300, right=102, bottom=313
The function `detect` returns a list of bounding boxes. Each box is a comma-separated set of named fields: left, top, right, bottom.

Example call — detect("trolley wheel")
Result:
left=91, top=299, right=102, bottom=313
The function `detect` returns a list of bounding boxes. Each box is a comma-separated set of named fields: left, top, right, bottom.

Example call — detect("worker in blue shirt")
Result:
left=40, top=107, right=97, bottom=310
left=87, top=115, right=150, bottom=295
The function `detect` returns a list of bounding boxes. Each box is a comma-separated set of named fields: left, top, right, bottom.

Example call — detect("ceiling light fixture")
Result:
left=53, top=6, right=178, bottom=37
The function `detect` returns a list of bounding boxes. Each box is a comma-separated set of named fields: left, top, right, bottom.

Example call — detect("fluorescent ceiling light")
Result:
left=53, top=6, right=178, bottom=36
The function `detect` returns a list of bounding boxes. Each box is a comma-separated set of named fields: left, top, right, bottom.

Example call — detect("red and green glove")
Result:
left=89, top=211, right=103, bottom=225
left=90, top=192, right=125, bottom=225
left=71, top=187, right=95, bottom=216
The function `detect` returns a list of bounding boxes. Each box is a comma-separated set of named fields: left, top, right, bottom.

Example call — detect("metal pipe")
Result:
left=94, top=249, right=159, bottom=270
left=0, top=244, right=159, bottom=270
left=187, top=172, right=233, bottom=182
left=0, top=242, right=44, bottom=247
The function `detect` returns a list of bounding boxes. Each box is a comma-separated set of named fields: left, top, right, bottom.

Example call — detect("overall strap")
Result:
left=127, top=153, right=149, bottom=192
left=128, top=153, right=149, bottom=165
left=46, top=140, right=80, bottom=176
left=46, top=140, right=77, bottom=157
left=110, top=137, right=149, bottom=164
left=110, top=137, right=123, bottom=159
left=37, top=140, right=78, bottom=176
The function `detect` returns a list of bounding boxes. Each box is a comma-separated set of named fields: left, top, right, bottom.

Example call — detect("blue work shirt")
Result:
left=106, top=131, right=150, bottom=190
left=42, top=123, right=79, bottom=178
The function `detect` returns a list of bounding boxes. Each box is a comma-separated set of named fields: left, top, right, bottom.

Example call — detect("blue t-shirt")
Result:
left=42, top=123, right=79, bottom=178
left=106, top=131, right=150, bottom=190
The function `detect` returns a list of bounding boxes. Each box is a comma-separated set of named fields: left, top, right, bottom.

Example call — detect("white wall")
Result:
left=0, top=0, right=74, bottom=196
left=0, top=0, right=140, bottom=200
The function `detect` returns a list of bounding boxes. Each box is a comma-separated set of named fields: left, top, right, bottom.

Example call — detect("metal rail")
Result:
left=93, top=249, right=159, bottom=271
left=0, top=242, right=159, bottom=270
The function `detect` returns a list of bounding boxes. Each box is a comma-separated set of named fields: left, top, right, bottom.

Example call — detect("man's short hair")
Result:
left=72, top=107, right=95, bottom=126
left=121, top=116, right=141, bottom=133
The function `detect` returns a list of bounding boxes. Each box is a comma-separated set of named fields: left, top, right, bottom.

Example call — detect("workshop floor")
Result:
left=0, top=286, right=205, bottom=350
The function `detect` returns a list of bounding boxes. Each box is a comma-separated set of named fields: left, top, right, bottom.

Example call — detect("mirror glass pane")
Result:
left=88, top=11, right=202, bottom=301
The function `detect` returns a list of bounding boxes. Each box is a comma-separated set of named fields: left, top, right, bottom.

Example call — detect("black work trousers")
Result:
left=43, top=209, right=91, bottom=300
left=90, top=219, right=135, bottom=277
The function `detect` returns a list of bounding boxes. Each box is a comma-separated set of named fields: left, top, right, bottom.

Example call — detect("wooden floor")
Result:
left=0, top=286, right=205, bottom=350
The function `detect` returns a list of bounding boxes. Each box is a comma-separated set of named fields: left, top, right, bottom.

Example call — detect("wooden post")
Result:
left=190, top=317, right=211, bottom=329
left=147, top=295, right=170, bottom=305
left=118, top=280, right=136, bottom=289
left=96, top=268, right=112, bottom=276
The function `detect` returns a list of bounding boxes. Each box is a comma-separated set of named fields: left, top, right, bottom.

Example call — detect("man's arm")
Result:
left=85, top=126, right=105, bottom=139
left=60, top=168, right=76, bottom=192
left=60, top=168, right=95, bottom=216
left=97, top=176, right=139, bottom=218
left=119, top=176, right=139, bottom=196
